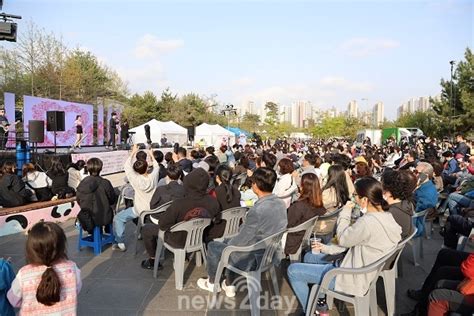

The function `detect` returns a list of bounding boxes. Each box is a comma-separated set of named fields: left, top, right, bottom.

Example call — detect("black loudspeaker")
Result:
left=28, top=120, right=45, bottom=143
left=46, top=111, right=65, bottom=132
left=151, top=143, right=160, bottom=148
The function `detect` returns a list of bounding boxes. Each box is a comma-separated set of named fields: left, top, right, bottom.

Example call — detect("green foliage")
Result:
left=311, top=116, right=365, bottom=139
left=395, top=110, right=442, bottom=138
left=431, top=47, right=474, bottom=137
left=240, top=112, right=260, bottom=132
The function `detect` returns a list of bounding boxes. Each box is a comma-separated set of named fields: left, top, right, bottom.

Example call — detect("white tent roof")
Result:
left=129, top=119, right=187, bottom=145
left=195, top=123, right=235, bottom=146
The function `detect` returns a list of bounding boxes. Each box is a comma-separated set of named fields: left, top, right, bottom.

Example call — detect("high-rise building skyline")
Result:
left=397, top=95, right=439, bottom=119
left=347, top=100, right=358, bottom=118
left=373, top=101, right=384, bottom=127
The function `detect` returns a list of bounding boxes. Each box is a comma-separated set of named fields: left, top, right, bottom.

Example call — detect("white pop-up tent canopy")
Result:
left=129, top=119, right=188, bottom=145
left=195, top=123, right=235, bottom=147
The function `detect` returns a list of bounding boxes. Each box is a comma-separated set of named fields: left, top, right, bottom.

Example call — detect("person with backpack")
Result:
left=76, top=158, right=117, bottom=234
left=22, top=163, right=53, bottom=202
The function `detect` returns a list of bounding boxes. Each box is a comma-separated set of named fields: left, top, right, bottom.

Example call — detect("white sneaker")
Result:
left=221, top=280, right=236, bottom=297
left=112, top=243, right=127, bottom=252
left=197, top=278, right=215, bottom=293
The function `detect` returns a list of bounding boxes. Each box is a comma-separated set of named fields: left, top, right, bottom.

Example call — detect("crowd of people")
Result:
left=0, top=132, right=473, bottom=315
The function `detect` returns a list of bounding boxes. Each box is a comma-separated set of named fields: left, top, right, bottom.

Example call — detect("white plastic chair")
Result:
left=153, top=218, right=212, bottom=289
left=114, top=185, right=134, bottom=215
left=313, top=207, right=343, bottom=239
left=210, top=230, right=286, bottom=316
left=213, top=207, right=248, bottom=242
left=286, top=215, right=319, bottom=263
left=372, top=229, right=417, bottom=316
left=305, top=247, right=398, bottom=316
left=409, top=209, right=429, bottom=266
left=133, top=201, right=173, bottom=256
left=278, top=188, right=298, bottom=209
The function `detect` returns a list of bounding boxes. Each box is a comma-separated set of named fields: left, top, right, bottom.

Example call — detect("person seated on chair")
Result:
left=158, top=168, right=220, bottom=249
left=285, top=173, right=326, bottom=256
left=76, top=158, right=117, bottom=234
left=152, top=150, right=167, bottom=182
left=22, top=163, right=53, bottom=202
left=273, top=158, right=298, bottom=208
left=0, top=161, right=32, bottom=207
left=413, top=162, right=439, bottom=237
left=66, top=160, right=86, bottom=190
left=113, top=144, right=159, bottom=251
left=403, top=248, right=472, bottom=316
left=197, top=167, right=288, bottom=298
left=140, top=164, right=186, bottom=270
left=204, top=164, right=241, bottom=243
left=440, top=211, right=474, bottom=249
left=287, top=177, right=401, bottom=314
left=381, top=169, right=417, bottom=239
left=175, top=147, right=193, bottom=173
left=46, top=157, right=74, bottom=198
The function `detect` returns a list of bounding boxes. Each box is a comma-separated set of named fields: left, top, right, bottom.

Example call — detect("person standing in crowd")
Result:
left=22, top=163, right=53, bottom=202
left=71, top=115, right=83, bottom=150
left=76, top=158, right=117, bottom=234
left=113, top=144, right=159, bottom=251
left=0, top=108, right=10, bottom=150
left=7, top=222, right=81, bottom=315
left=0, top=161, right=32, bottom=207
left=197, top=167, right=287, bottom=297
left=107, top=112, right=118, bottom=150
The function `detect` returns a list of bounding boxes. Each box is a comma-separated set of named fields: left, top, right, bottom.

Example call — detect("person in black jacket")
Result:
left=46, top=157, right=73, bottom=197
left=205, top=164, right=241, bottom=242
left=285, top=173, right=326, bottom=255
left=158, top=168, right=220, bottom=248
left=76, top=158, right=117, bottom=234
left=0, top=161, right=32, bottom=207
left=141, top=164, right=186, bottom=269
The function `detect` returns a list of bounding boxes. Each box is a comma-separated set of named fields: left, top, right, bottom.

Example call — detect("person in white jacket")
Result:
left=113, top=144, right=159, bottom=251
left=272, top=158, right=298, bottom=208
left=22, top=163, right=53, bottom=201
left=288, top=177, right=402, bottom=313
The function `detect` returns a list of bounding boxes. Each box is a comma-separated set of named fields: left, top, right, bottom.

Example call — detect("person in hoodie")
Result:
left=140, top=164, right=186, bottom=269
left=158, top=167, right=220, bottom=249
left=287, top=177, right=402, bottom=313
left=22, top=163, right=53, bottom=202
left=113, top=144, right=159, bottom=251
left=76, top=158, right=117, bottom=234
left=381, top=169, right=417, bottom=239
left=0, top=161, right=32, bottom=207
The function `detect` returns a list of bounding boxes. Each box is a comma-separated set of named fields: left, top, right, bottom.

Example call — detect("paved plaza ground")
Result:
left=1, top=212, right=447, bottom=316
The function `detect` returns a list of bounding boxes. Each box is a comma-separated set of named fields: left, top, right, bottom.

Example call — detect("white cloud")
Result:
left=134, top=34, right=184, bottom=59
left=117, top=62, right=168, bottom=92
left=232, top=76, right=255, bottom=86
left=340, top=37, right=400, bottom=57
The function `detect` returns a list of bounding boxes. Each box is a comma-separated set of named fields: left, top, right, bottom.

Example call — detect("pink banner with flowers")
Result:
left=23, top=96, right=93, bottom=147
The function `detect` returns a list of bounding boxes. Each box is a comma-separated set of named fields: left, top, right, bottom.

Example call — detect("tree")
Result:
left=431, top=47, right=474, bottom=137
left=240, top=112, right=260, bottom=132
left=263, top=101, right=279, bottom=126
left=395, top=110, right=442, bottom=138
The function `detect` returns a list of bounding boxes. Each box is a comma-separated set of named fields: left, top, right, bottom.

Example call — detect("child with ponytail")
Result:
left=7, top=222, right=81, bottom=315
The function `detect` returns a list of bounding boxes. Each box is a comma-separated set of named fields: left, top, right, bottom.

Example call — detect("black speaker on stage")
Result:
left=29, top=120, right=45, bottom=143
left=46, top=111, right=65, bottom=132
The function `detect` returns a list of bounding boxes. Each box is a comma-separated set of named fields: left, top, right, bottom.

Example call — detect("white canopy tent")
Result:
left=129, top=119, right=188, bottom=145
left=195, top=123, right=235, bottom=147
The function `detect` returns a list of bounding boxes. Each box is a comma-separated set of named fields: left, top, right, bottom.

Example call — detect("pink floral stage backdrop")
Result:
left=24, top=96, right=94, bottom=147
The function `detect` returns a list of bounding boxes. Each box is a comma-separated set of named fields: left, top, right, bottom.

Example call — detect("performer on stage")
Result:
left=107, top=112, right=119, bottom=150
left=0, top=108, right=10, bottom=150
left=71, top=115, right=83, bottom=150
left=120, top=119, right=129, bottom=146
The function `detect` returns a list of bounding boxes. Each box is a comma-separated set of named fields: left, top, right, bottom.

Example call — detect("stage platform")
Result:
left=0, top=145, right=178, bottom=175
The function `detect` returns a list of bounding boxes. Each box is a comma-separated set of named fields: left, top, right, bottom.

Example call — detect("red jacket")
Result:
left=460, top=253, right=474, bottom=295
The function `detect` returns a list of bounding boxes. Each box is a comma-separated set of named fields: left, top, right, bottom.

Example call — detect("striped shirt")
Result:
left=7, top=260, right=81, bottom=316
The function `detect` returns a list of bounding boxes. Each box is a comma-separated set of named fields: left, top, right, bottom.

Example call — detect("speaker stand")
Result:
left=54, top=131, right=57, bottom=154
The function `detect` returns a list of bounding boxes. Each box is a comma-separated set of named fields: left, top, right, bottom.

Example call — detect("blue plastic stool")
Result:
left=77, top=224, right=114, bottom=255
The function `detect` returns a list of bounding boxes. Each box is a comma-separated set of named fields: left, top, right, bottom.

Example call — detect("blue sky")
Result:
left=4, top=0, right=473, bottom=119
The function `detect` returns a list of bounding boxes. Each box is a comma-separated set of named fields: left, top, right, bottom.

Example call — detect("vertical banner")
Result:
left=97, top=104, right=104, bottom=145
left=4, top=92, right=16, bottom=148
